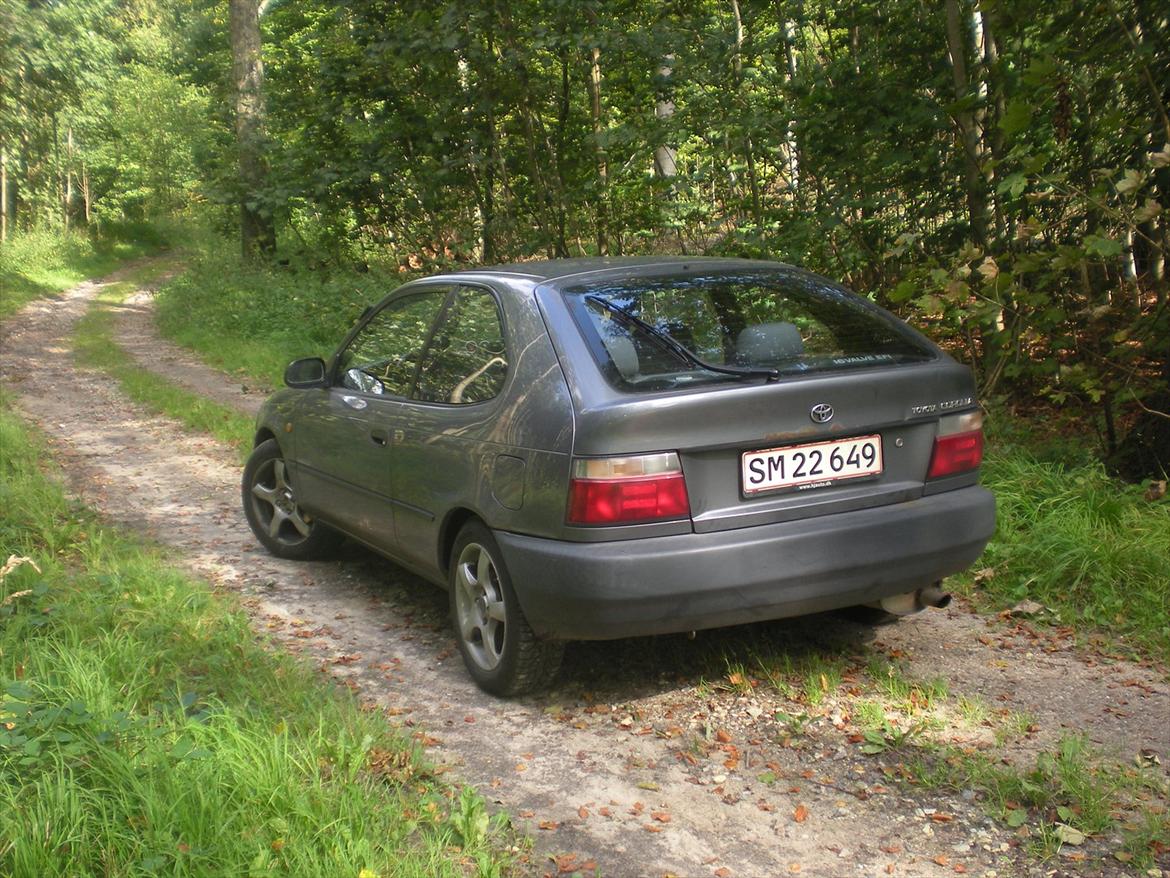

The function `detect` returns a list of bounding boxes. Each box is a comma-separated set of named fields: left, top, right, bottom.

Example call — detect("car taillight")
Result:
left=568, top=452, right=690, bottom=525
left=927, top=410, right=985, bottom=479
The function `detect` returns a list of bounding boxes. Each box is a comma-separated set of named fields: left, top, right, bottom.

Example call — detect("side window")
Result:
left=414, top=286, right=508, bottom=405
left=336, top=291, right=447, bottom=396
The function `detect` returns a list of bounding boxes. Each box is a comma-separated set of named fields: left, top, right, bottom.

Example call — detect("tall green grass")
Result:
left=0, top=403, right=516, bottom=876
left=156, top=244, right=404, bottom=387
left=965, top=448, right=1170, bottom=662
left=0, top=223, right=169, bottom=319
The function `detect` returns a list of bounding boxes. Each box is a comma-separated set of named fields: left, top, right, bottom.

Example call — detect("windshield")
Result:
left=561, top=269, right=936, bottom=392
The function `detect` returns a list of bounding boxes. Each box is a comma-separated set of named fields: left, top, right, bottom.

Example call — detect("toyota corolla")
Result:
left=241, top=258, right=996, bottom=695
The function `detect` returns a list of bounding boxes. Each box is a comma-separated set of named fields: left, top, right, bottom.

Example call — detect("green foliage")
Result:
left=0, top=401, right=516, bottom=876
left=155, top=239, right=405, bottom=386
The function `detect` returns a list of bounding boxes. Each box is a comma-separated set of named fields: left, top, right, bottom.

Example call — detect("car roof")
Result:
left=430, top=256, right=790, bottom=284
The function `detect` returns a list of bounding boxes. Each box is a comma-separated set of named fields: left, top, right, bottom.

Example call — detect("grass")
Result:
left=959, top=444, right=1170, bottom=662
left=908, top=734, right=1169, bottom=867
left=0, top=400, right=518, bottom=876
left=155, top=241, right=405, bottom=389
left=72, top=264, right=255, bottom=459
left=0, top=222, right=170, bottom=319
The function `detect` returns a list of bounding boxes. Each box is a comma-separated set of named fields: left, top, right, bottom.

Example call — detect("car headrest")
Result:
left=736, top=322, right=804, bottom=363
left=607, top=333, right=639, bottom=379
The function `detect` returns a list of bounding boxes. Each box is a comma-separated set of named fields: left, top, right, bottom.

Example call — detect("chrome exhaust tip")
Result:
left=917, top=585, right=952, bottom=609
left=875, top=583, right=952, bottom=616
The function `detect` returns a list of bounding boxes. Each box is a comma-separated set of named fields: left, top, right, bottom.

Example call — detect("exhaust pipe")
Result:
left=917, top=585, right=951, bottom=609
left=875, top=583, right=952, bottom=616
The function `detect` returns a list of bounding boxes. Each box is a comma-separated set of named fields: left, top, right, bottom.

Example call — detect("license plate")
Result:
left=742, top=434, right=883, bottom=494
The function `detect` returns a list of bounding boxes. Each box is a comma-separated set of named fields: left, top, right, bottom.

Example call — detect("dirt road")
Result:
left=2, top=264, right=1166, bottom=877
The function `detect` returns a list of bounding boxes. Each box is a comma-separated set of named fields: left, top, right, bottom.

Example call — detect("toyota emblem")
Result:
left=810, top=403, right=834, bottom=424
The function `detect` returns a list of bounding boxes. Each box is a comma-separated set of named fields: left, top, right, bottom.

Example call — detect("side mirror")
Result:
left=284, top=357, right=328, bottom=389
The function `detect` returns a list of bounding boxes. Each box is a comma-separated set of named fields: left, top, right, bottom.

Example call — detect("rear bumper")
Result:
left=496, top=486, right=995, bottom=640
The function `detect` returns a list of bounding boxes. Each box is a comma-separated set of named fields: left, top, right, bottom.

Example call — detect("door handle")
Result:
left=341, top=395, right=368, bottom=411
left=370, top=428, right=388, bottom=446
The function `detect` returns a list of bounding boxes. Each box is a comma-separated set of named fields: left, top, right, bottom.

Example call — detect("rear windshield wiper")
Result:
left=585, top=294, right=780, bottom=382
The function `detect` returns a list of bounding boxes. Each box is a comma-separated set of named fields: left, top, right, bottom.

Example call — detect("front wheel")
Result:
left=449, top=522, right=563, bottom=696
left=242, top=439, right=340, bottom=560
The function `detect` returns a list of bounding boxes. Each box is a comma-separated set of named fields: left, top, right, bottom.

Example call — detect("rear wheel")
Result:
left=242, top=439, right=340, bottom=560
left=449, top=522, right=563, bottom=696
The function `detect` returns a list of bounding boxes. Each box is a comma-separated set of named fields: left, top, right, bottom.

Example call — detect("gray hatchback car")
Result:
left=242, top=258, right=995, bottom=695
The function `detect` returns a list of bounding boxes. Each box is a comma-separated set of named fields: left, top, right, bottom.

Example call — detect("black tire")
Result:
left=449, top=521, right=563, bottom=696
left=241, top=439, right=340, bottom=560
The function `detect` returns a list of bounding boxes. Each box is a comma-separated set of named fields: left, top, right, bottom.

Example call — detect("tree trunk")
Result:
left=229, top=0, right=275, bottom=259
left=731, top=0, right=762, bottom=228
left=65, top=127, right=74, bottom=231
left=943, top=0, right=988, bottom=248
left=82, top=163, right=91, bottom=225
left=52, top=111, right=63, bottom=229
left=654, top=54, right=677, bottom=178
left=977, top=4, right=1007, bottom=237
left=585, top=37, right=608, bottom=256
left=1, top=145, right=7, bottom=243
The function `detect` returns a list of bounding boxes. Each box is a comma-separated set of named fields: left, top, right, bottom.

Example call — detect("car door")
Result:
left=383, top=283, right=511, bottom=572
left=293, top=288, right=450, bottom=550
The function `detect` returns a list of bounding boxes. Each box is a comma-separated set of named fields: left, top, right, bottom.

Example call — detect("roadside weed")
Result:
left=0, top=224, right=165, bottom=319
left=963, top=447, right=1170, bottom=662
left=155, top=244, right=402, bottom=388
left=0, top=404, right=518, bottom=875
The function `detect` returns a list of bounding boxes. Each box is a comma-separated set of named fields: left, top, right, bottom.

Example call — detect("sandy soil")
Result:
left=1, top=263, right=1166, bottom=878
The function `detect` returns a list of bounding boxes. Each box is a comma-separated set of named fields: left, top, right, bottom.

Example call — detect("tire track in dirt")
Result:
left=2, top=265, right=1166, bottom=878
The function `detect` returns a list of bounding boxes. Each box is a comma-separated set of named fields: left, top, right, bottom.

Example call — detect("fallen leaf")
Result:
left=930, top=812, right=954, bottom=822
left=793, top=805, right=808, bottom=823
left=578, top=806, right=589, bottom=819
left=714, top=869, right=732, bottom=878
left=538, top=820, right=559, bottom=831
left=1054, top=823, right=1085, bottom=845
left=933, top=855, right=950, bottom=867
left=643, top=824, right=663, bottom=833
left=651, top=811, right=672, bottom=823
left=1006, top=599, right=1046, bottom=617
left=518, top=810, right=535, bottom=818
left=716, top=729, right=732, bottom=743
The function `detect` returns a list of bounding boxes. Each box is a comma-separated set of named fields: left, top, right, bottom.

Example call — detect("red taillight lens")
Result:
left=928, top=426, right=984, bottom=478
left=567, top=453, right=691, bottom=525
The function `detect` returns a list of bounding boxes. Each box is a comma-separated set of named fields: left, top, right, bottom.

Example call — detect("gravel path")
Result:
left=2, top=263, right=1166, bottom=878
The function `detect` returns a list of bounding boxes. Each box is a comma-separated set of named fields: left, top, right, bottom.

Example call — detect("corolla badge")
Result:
left=810, top=403, right=834, bottom=424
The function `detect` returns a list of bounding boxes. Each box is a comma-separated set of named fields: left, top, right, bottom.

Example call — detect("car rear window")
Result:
left=560, top=269, right=936, bottom=392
